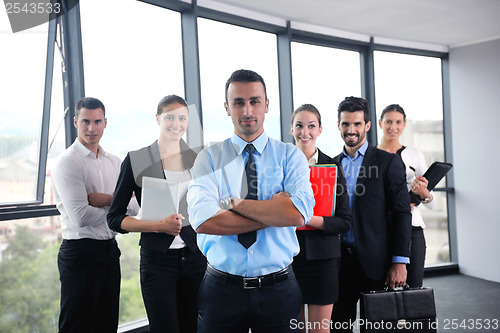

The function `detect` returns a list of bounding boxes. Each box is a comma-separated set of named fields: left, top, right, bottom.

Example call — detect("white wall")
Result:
left=449, top=38, right=500, bottom=283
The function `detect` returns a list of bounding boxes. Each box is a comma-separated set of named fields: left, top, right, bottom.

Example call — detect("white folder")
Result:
left=140, top=176, right=184, bottom=224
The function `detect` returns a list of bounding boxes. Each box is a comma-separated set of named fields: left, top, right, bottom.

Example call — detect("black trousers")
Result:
left=406, top=227, right=426, bottom=288
left=197, top=268, right=302, bottom=333
left=331, top=247, right=385, bottom=333
left=139, top=246, right=206, bottom=333
left=58, top=238, right=121, bottom=333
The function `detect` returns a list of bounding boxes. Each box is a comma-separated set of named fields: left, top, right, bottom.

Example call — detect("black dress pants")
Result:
left=331, top=247, right=385, bottom=333
left=139, top=246, right=206, bottom=333
left=197, top=267, right=302, bottom=333
left=58, top=238, right=121, bottom=333
left=406, top=227, right=426, bottom=288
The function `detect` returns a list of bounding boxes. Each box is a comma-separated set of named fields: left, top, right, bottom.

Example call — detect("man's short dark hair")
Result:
left=75, top=97, right=106, bottom=118
left=337, top=96, right=370, bottom=123
left=225, top=69, right=267, bottom=102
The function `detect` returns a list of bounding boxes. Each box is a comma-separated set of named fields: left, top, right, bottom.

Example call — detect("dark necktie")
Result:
left=238, top=144, right=257, bottom=248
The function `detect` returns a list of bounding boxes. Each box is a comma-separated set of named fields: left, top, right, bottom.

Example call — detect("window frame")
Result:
left=0, top=0, right=458, bottom=331
left=0, top=15, right=56, bottom=209
left=0, top=0, right=457, bottom=259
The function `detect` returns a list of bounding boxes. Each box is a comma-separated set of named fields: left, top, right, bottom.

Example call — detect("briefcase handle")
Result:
left=382, top=284, right=410, bottom=292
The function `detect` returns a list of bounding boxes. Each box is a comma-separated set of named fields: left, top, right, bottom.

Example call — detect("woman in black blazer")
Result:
left=107, top=95, right=206, bottom=333
left=290, top=104, right=351, bottom=333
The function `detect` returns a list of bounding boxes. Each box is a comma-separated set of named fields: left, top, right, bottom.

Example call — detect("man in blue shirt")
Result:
left=187, top=69, right=314, bottom=333
left=331, top=97, right=412, bottom=332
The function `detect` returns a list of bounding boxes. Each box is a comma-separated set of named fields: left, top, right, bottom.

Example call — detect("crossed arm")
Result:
left=87, top=193, right=113, bottom=208
left=196, top=196, right=304, bottom=235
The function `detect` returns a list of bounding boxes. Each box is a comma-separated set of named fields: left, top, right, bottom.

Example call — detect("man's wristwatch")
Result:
left=219, top=196, right=234, bottom=210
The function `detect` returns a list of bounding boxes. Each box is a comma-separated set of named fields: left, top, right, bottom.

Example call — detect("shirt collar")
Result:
left=231, top=131, right=268, bottom=155
left=73, top=138, right=106, bottom=158
left=308, top=148, right=319, bottom=165
left=342, top=140, right=368, bottom=159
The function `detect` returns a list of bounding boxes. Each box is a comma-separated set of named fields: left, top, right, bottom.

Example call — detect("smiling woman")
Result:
left=374, top=51, right=449, bottom=267
left=107, top=94, right=207, bottom=333
left=377, top=104, right=436, bottom=288
left=157, top=101, right=189, bottom=145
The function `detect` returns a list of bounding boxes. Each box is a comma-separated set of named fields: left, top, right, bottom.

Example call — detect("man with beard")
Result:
left=331, top=96, right=412, bottom=332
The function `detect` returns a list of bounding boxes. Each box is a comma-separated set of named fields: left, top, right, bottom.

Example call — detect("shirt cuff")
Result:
left=190, top=205, right=222, bottom=231
left=392, top=256, right=410, bottom=264
left=290, top=195, right=312, bottom=224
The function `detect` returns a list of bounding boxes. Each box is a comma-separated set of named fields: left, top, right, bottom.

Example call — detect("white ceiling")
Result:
left=208, top=0, right=500, bottom=48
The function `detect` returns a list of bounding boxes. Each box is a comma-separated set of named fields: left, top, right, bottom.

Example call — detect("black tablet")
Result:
left=409, top=162, right=453, bottom=205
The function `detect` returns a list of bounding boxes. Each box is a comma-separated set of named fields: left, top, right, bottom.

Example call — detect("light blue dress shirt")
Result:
left=187, top=132, right=315, bottom=277
left=341, top=140, right=368, bottom=247
left=341, top=141, right=409, bottom=264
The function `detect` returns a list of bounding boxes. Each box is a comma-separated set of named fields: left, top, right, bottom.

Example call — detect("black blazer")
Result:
left=297, top=149, right=352, bottom=260
left=107, top=140, right=200, bottom=254
left=333, top=144, right=412, bottom=280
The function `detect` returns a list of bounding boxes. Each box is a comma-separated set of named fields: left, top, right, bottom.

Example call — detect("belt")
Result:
left=62, top=237, right=116, bottom=245
left=206, top=264, right=291, bottom=289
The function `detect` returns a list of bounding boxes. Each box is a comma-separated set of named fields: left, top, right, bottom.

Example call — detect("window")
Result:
left=0, top=20, right=66, bottom=329
left=1, top=3, right=457, bottom=331
left=291, top=42, right=362, bottom=157
left=374, top=50, right=449, bottom=265
left=0, top=20, right=49, bottom=206
left=0, top=216, right=60, bottom=331
left=81, top=0, right=185, bottom=159
left=198, top=18, right=281, bottom=144
left=45, top=32, right=66, bottom=206
left=0, top=215, right=144, bottom=331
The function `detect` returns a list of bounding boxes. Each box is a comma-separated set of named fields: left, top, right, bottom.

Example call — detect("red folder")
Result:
left=297, top=164, right=337, bottom=230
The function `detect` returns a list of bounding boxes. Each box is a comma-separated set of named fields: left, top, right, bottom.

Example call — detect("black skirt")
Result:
left=292, top=234, right=340, bottom=305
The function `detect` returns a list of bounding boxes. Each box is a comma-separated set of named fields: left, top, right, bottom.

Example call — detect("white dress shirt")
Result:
left=308, top=148, right=319, bottom=165
left=51, top=139, right=139, bottom=240
left=164, top=168, right=191, bottom=249
left=400, top=147, right=436, bottom=228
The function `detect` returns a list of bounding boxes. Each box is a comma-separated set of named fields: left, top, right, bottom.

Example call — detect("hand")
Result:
left=157, top=214, right=184, bottom=236
left=385, top=263, right=407, bottom=290
left=307, top=216, right=325, bottom=230
left=87, top=193, right=113, bottom=207
left=219, top=196, right=234, bottom=210
left=272, top=191, right=291, bottom=199
left=410, top=203, right=415, bottom=212
left=410, top=177, right=430, bottom=199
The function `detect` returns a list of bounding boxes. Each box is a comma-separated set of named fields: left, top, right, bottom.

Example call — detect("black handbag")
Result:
left=360, top=286, right=437, bottom=332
